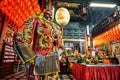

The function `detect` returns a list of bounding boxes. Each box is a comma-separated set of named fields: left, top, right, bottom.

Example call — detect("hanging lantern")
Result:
left=55, top=7, right=70, bottom=27
left=0, top=0, right=41, bottom=31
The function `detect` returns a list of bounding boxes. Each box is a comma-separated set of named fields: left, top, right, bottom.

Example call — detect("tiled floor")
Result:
left=0, top=71, right=75, bottom=80
left=0, top=71, right=26, bottom=80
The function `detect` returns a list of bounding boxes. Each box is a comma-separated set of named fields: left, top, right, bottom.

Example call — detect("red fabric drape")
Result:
left=72, top=63, right=120, bottom=80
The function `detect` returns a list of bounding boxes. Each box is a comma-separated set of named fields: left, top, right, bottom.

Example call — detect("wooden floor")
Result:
left=0, top=71, right=75, bottom=80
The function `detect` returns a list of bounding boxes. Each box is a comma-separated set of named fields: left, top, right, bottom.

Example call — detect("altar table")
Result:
left=72, top=63, right=120, bottom=80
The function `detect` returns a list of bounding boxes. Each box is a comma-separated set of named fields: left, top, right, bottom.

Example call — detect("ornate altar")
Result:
left=14, top=12, right=62, bottom=80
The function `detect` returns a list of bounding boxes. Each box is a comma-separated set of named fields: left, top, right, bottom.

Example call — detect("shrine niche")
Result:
left=111, top=39, right=120, bottom=55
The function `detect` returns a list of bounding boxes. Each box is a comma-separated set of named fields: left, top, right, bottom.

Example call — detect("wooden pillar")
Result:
left=41, top=0, right=46, bottom=12
left=49, top=0, right=53, bottom=10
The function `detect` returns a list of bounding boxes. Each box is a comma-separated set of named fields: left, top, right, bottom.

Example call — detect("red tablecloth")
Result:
left=72, top=63, right=120, bottom=80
